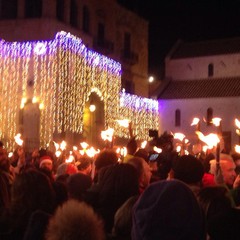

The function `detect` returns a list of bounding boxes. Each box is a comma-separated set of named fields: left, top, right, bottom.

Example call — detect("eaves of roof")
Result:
left=157, top=77, right=240, bottom=99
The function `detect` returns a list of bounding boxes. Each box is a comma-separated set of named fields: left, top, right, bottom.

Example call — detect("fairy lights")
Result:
left=119, top=90, right=159, bottom=140
left=0, top=31, right=159, bottom=150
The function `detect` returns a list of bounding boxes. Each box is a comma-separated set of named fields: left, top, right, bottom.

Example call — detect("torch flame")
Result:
left=195, top=131, right=220, bottom=148
left=212, top=117, right=222, bottom=127
left=60, top=141, right=67, bottom=151
left=14, top=133, right=23, bottom=146
left=174, top=133, right=186, bottom=141
left=191, top=117, right=200, bottom=126
left=235, top=145, right=240, bottom=154
left=101, top=128, right=114, bottom=142
left=141, top=140, right=147, bottom=149
left=80, top=142, right=89, bottom=149
left=235, top=118, right=240, bottom=129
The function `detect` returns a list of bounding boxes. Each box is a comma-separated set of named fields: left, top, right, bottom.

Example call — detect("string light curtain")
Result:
left=0, top=31, right=158, bottom=149
left=119, top=91, right=159, bottom=140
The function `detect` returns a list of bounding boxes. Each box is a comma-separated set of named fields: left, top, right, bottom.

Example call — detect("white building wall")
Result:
left=159, top=97, right=240, bottom=148
left=165, top=54, right=240, bottom=80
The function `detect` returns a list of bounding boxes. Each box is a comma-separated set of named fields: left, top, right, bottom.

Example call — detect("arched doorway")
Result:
left=83, top=92, right=105, bottom=149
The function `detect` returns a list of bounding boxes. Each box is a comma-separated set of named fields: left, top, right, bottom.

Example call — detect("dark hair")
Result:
left=198, top=186, right=233, bottom=221
left=95, top=149, right=118, bottom=170
left=173, top=154, right=204, bottom=184
left=11, top=169, right=56, bottom=217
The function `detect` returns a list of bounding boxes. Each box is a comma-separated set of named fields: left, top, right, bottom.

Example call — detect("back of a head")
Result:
left=45, top=200, right=105, bottom=240
left=127, top=156, right=152, bottom=190
left=198, top=185, right=233, bottom=221
left=173, top=154, right=205, bottom=184
left=11, top=169, right=55, bottom=215
left=127, top=157, right=145, bottom=178
left=97, top=163, right=139, bottom=233
left=95, top=149, right=118, bottom=171
left=67, top=173, right=92, bottom=201
left=99, top=163, right=139, bottom=207
left=132, top=179, right=205, bottom=240
left=56, top=163, right=78, bottom=178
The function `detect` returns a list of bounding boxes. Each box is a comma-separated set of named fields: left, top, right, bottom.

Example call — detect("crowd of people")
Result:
left=1, top=133, right=240, bottom=240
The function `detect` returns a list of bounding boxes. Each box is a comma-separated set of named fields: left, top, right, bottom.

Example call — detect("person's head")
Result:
left=198, top=185, right=233, bottom=221
left=67, top=173, right=92, bottom=201
left=11, top=169, right=56, bottom=216
left=39, top=155, right=53, bottom=172
left=134, top=148, right=149, bottom=162
left=45, top=200, right=105, bottom=240
left=127, top=156, right=152, bottom=191
left=132, top=179, right=205, bottom=240
left=76, top=156, right=92, bottom=176
left=95, top=149, right=118, bottom=171
left=209, top=154, right=236, bottom=187
left=97, top=163, right=139, bottom=232
left=56, top=162, right=78, bottom=179
left=172, top=154, right=205, bottom=185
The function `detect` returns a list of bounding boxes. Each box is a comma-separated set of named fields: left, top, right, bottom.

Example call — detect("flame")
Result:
left=101, top=128, right=114, bottom=142
left=86, top=147, right=100, bottom=158
left=191, top=117, right=200, bottom=126
left=73, top=146, right=78, bottom=151
left=55, top=150, right=61, bottom=158
left=235, top=145, right=240, bottom=154
left=174, top=133, right=185, bottom=141
left=80, top=142, right=89, bottom=149
left=60, top=141, right=67, bottom=151
left=116, top=147, right=127, bottom=157
left=153, top=146, right=162, bottom=153
left=141, top=140, right=147, bottom=149
left=54, top=141, right=59, bottom=151
left=235, top=118, right=240, bottom=129
left=65, top=155, right=75, bottom=163
left=14, top=133, right=23, bottom=146
left=212, top=117, right=222, bottom=127
left=196, top=131, right=220, bottom=148
left=8, top=152, right=13, bottom=158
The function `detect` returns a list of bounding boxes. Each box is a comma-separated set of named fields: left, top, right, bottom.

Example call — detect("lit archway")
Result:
left=83, top=91, right=105, bottom=149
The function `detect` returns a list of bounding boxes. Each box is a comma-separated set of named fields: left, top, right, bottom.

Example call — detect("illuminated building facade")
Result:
left=0, top=32, right=159, bottom=151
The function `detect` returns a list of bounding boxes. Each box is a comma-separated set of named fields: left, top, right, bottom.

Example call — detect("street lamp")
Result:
left=148, top=76, right=154, bottom=98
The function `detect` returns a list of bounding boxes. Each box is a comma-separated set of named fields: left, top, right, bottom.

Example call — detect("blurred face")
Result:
left=40, top=161, right=53, bottom=171
left=221, top=160, right=237, bottom=186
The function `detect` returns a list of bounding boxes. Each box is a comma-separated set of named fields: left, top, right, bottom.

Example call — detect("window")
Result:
left=83, top=5, right=90, bottom=33
left=0, top=0, right=17, bottom=19
left=175, top=109, right=181, bottom=127
left=123, top=32, right=131, bottom=54
left=70, top=0, right=78, bottom=27
left=57, top=0, right=64, bottom=21
left=207, top=108, right=213, bottom=125
left=208, top=63, right=214, bottom=77
left=25, top=0, right=42, bottom=18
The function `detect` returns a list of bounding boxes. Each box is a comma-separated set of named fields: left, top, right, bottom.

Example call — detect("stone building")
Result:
left=0, top=0, right=149, bottom=97
left=0, top=1, right=158, bottom=151
left=158, top=38, right=240, bottom=152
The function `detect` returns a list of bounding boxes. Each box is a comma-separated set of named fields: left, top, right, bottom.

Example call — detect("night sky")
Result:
left=117, top=0, right=240, bottom=79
